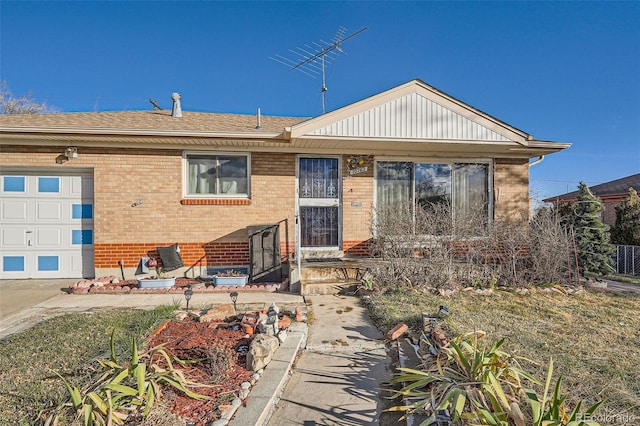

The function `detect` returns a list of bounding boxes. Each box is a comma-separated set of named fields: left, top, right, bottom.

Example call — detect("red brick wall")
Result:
left=93, top=241, right=293, bottom=268
left=602, top=200, right=618, bottom=228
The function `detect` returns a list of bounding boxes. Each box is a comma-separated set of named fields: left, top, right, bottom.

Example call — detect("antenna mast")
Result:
left=271, top=26, right=368, bottom=113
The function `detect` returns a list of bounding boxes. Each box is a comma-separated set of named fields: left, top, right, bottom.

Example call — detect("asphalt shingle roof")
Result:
left=544, top=173, right=640, bottom=201
left=0, top=110, right=309, bottom=134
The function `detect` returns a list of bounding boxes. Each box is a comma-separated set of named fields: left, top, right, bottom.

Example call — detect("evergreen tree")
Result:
left=611, top=188, right=640, bottom=245
left=567, top=182, right=614, bottom=275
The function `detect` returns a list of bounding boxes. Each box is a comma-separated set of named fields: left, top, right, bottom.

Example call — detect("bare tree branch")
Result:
left=0, top=80, right=52, bottom=114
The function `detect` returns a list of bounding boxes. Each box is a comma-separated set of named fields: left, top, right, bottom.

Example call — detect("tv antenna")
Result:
left=271, top=26, right=368, bottom=113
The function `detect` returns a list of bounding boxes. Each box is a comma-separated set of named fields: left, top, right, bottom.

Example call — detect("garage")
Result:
left=0, top=171, right=94, bottom=279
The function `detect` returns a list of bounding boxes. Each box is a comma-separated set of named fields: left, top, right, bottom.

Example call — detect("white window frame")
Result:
left=182, top=151, right=251, bottom=199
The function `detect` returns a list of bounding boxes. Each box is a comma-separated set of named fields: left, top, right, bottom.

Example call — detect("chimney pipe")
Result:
left=256, top=108, right=262, bottom=129
left=171, top=93, right=182, bottom=118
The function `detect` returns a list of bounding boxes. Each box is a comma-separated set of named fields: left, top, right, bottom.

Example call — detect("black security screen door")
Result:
left=298, top=157, right=340, bottom=248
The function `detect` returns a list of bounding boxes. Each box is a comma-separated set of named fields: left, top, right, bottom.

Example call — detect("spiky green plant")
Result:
left=45, top=330, right=209, bottom=425
left=388, top=331, right=603, bottom=425
left=524, top=358, right=603, bottom=426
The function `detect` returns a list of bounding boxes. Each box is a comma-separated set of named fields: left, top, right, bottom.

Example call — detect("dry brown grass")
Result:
left=367, top=287, right=640, bottom=419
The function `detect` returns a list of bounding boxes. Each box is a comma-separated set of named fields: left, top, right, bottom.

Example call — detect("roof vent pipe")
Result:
left=256, top=108, right=262, bottom=129
left=171, top=93, right=182, bottom=118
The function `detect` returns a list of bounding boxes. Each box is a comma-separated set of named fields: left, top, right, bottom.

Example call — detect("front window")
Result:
left=185, top=153, right=249, bottom=197
left=376, top=161, right=490, bottom=233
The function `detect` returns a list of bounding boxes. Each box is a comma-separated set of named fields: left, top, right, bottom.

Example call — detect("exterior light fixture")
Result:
left=267, top=305, right=278, bottom=336
left=230, top=291, right=239, bottom=314
left=64, top=146, right=78, bottom=159
left=184, top=285, right=193, bottom=311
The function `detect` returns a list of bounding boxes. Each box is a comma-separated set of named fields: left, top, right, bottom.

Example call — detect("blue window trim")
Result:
left=38, top=177, right=60, bottom=193
left=72, top=204, right=93, bottom=219
left=3, top=176, right=26, bottom=192
left=38, top=256, right=59, bottom=271
left=72, top=230, right=93, bottom=245
left=3, top=256, right=25, bottom=272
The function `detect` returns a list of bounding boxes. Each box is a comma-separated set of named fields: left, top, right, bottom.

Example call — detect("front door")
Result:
left=297, top=157, right=341, bottom=251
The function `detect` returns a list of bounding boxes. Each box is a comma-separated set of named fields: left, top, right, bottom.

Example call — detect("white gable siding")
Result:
left=310, top=92, right=513, bottom=141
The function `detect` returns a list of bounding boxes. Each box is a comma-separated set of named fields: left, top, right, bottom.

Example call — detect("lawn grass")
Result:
left=0, top=305, right=177, bottom=425
left=367, top=286, right=640, bottom=420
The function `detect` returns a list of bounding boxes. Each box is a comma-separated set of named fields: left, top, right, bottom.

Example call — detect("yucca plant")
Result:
left=389, top=331, right=533, bottom=424
left=45, top=330, right=209, bottom=425
left=388, top=331, right=603, bottom=425
left=524, top=358, right=603, bottom=426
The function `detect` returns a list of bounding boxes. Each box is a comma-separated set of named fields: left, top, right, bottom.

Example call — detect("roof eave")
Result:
left=290, top=135, right=569, bottom=158
left=0, top=126, right=285, bottom=139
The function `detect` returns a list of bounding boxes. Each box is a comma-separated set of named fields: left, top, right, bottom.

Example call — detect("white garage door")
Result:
left=0, top=172, right=94, bottom=279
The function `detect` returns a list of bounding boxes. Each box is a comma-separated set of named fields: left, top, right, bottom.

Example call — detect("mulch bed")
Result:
left=145, top=318, right=254, bottom=425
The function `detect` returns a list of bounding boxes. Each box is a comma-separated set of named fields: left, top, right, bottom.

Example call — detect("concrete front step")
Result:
left=299, top=265, right=371, bottom=281
left=300, top=279, right=359, bottom=295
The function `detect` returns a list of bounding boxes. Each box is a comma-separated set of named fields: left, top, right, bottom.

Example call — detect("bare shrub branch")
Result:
left=370, top=202, right=572, bottom=290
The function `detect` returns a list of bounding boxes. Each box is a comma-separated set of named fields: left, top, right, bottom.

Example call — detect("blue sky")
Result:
left=1, top=1, right=638, bottom=202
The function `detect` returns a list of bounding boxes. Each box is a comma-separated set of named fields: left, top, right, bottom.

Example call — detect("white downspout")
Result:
left=528, top=155, right=544, bottom=167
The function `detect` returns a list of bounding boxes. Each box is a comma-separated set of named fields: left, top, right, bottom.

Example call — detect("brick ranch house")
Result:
left=0, top=79, right=569, bottom=280
left=543, top=173, right=640, bottom=227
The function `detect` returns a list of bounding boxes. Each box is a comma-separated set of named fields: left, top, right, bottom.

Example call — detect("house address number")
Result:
left=348, top=166, right=368, bottom=176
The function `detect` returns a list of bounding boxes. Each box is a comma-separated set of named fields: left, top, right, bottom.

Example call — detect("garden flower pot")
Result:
left=138, top=277, right=176, bottom=288
left=213, top=275, right=248, bottom=287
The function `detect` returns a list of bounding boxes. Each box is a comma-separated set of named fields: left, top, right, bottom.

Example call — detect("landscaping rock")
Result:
left=438, top=288, right=455, bottom=297
left=585, top=278, right=607, bottom=289
left=220, top=403, right=239, bottom=420
left=199, top=304, right=236, bottom=322
left=278, top=315, right=292, bottom=329
left=386, top=323, right=408, bottom=340
left=246, top=334, right=279, bottom=371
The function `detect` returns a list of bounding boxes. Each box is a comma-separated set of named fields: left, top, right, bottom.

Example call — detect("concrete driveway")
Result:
left=0, top=279, right=70, bottom=320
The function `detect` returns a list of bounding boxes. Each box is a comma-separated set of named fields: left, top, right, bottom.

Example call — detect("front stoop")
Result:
left=293, top=258, right=374, bottom=295
left=300, top=279, right=359, bottom=296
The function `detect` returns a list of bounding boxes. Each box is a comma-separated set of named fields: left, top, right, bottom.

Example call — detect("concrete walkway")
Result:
left=267, top=294, right=390, bottom=426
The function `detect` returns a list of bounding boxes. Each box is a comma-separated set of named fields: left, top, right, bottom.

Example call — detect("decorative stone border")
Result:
left=67, top=276, right=286, bottom=295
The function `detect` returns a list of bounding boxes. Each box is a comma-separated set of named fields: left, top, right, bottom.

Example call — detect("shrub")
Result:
left=370, top=201, right=572, bottom=289
left=610, top=188, right=640, bottom=246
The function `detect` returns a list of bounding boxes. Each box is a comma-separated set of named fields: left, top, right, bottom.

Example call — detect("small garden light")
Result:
left=438, top=305, right=449, bottom=318
left=230, top=291, right=239, bottom=314
left=184, top=285, right=193, bottom=311
left=267, top=305, right=278, bottom=336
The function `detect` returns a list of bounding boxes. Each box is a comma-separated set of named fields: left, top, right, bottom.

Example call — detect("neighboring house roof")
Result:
left=0, top=79, right=570, bottom=158
left=543, top=173, right=640, bottom=203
